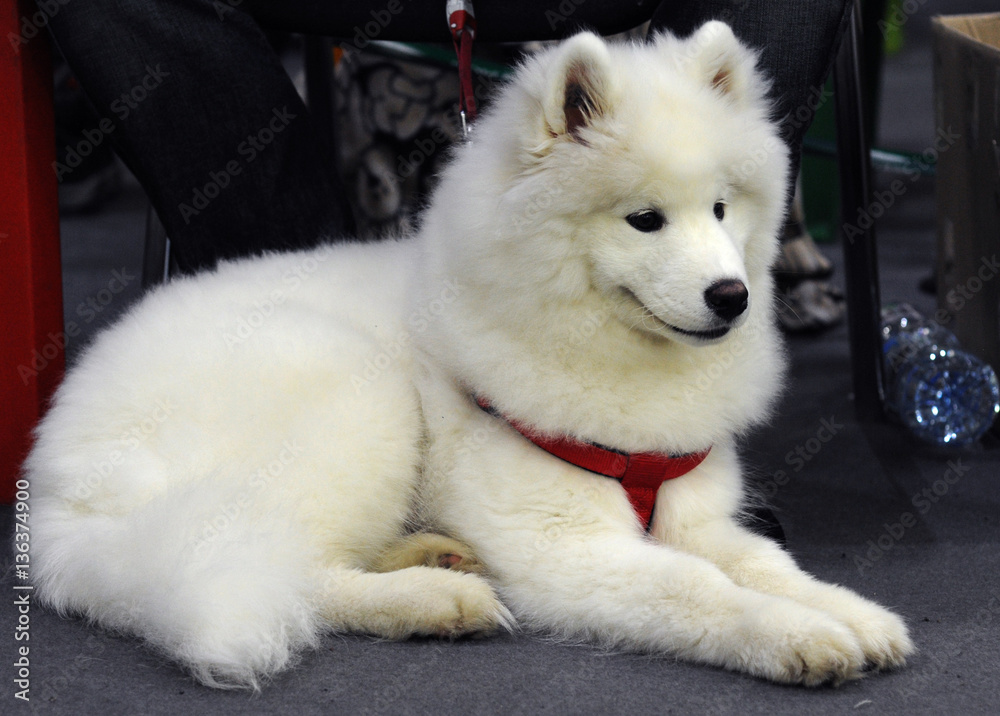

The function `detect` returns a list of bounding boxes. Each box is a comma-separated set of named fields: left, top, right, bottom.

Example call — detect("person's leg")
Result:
left=46, top=0, right=655, bottom=274
left=47, top=0, right=356, bottom=274
left=49, top=0, right=848, bottom=274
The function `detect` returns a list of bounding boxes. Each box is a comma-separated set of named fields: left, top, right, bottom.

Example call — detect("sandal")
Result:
left=776, top=280, right=845, bottom=333
left=774, top=176, right=833, bottom=285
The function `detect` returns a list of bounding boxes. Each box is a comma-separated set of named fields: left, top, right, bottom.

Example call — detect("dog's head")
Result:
left=417, top=24, right=790, bottom=442
left=434, top=23, right=788, bottom=350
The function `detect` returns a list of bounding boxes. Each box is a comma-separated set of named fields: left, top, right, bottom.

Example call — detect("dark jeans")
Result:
left=47, top=0, right=851, bottom=273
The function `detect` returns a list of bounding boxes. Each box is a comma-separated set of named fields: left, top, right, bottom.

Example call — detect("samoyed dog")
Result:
left=25, top=23, right=913, bottom=688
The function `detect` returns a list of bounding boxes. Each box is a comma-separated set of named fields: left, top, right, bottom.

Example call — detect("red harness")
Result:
left=476, top=397, right=711, bottom=530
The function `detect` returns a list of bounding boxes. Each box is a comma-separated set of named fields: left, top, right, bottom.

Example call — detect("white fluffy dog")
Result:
left=25, top=23, right=913, bottom=688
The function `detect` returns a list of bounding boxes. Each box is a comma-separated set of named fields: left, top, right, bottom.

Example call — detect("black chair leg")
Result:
left=142, top=206, right=170, bottom=289
left=304, top=36, right=336, bottom=148
left=834, top=0, right=885, bottom=421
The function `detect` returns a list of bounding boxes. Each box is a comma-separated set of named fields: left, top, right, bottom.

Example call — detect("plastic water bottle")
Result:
left=881, top=303, right=1000, bottom=446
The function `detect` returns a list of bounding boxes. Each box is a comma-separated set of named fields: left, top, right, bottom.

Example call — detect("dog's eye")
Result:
left=625, top=210, right=665, bottom=233
left=713, top=202, right=726, bottom=221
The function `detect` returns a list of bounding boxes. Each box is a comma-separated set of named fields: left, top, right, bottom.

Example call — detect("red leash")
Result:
left=447, top=0, right=477, bottom=136
left=476, top=397, right=711, bottom=530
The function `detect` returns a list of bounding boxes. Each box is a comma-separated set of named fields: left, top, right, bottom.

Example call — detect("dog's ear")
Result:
left=542, top=32, right=616, bottom=142
left=676, top=21, right=761, bottom=106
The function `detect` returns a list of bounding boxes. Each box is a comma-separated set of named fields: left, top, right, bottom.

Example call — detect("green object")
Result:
left=801, top=78, right=839, bottom=244
left=801, top=0, right=907, bottom=244
left=803, top=138, right=936, bottom=176
left=368, top=41, right=512, bottom=80
left=882, top=0, right=905, bottom=55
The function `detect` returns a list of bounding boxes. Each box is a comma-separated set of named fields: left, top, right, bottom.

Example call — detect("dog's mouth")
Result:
left=667, top=324, right=731, bottom=340
left=621, top=288, right=732, bottom=343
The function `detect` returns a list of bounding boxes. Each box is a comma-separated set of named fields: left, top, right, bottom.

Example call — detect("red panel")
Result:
left=0, top=1, right=64, bottom=502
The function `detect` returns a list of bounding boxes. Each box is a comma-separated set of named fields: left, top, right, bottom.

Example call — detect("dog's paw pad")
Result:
left=437, top=553, right=464, bottom=569
left=374, top=533, right=485, bottom=574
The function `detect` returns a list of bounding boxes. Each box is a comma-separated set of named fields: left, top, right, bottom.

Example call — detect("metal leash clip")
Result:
left=446, top=0, right=477, bottom=140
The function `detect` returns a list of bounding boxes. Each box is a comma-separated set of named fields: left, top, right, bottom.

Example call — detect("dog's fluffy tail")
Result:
left=30, top=481, right=323, bottom=690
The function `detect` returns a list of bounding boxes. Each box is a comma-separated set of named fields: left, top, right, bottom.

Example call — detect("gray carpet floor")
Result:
left=4, top=2, right=1000, bottom=713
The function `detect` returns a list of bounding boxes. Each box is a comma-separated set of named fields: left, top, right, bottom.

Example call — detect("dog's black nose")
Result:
left=704, top=279, right=748, bottom=322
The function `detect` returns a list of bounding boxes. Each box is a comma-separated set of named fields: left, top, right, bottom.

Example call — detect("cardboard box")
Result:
left=933, top=14, right=1000, bottom=377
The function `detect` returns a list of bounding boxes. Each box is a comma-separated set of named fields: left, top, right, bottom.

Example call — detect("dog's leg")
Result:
left=485, top=527, right=867, bottom=686
left=643, top=443, right=914, bottom=672
left=422, top=398, right=865, bottom=683
left=314, top=566, right=511, bottom=639
left=656, top=515, right=915, bottom=671
left=372, top=532, right=486, bottom=574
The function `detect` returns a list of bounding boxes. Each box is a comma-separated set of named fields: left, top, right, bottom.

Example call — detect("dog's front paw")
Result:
left=806, top=584, right=915, bottom=671
left=734, top=598, right=866, bottom=686
left=399, top=568, right=513, bottom=639
left=853, top=604, right=914, bottom=671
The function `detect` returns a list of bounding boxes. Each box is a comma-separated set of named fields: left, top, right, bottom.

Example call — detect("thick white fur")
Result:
left=25, top=23, right=913, bottom=689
